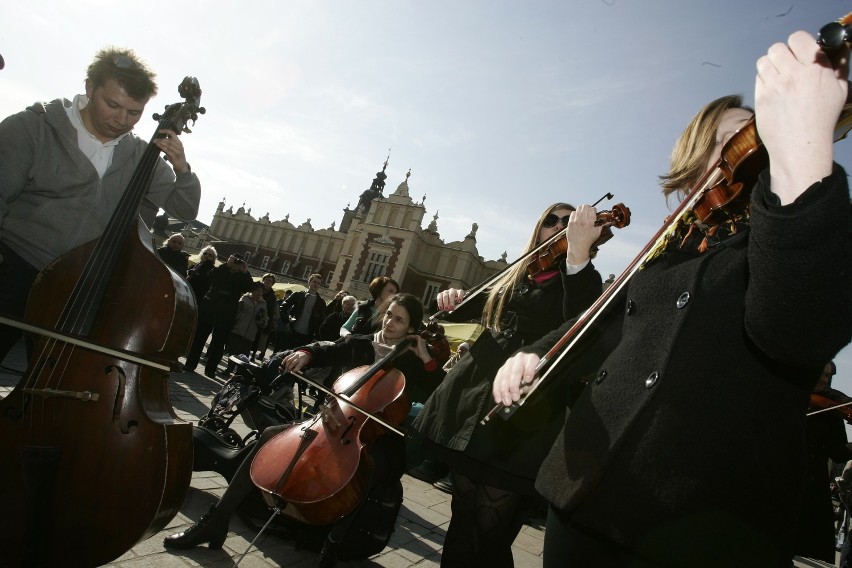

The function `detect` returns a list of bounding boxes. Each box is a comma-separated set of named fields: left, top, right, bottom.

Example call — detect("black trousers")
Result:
left=0, top=243, right=40, bottom=366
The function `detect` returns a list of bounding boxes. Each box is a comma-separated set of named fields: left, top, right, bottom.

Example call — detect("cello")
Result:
left=249, top=339, right=414, bottom=526
left=0, top=78, right=205, bottom=566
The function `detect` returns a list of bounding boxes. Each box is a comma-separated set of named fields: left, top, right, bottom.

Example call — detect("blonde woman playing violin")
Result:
left=492, top=30, right=852, bottom=568
left=412, top=202, right=604, bottom=568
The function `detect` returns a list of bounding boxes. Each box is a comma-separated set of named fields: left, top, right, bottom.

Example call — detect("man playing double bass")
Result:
left=0, top=46, right=201, bottom=365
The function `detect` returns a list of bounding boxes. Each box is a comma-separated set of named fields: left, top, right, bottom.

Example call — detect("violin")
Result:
left=809, top=392, right=852, bottom=425
left=526, top=204, right=631, bottom=278
left=0, top=78, right=204, bottom=565
left=250, top=339, right=413, bottom=525
left=431, top=194, right=630, bottom=323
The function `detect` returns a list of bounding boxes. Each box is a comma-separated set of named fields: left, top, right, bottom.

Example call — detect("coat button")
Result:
left=676, top=292, right=690, bottom=309
left=626, top=300, right=636, bottom=315
left=595, top=369, right=608, bottom=384
left=645, top=371, right=659, bottom=388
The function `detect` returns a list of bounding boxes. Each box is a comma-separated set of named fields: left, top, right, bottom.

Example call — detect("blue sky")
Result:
left=2, top=0, right=851, bottom=392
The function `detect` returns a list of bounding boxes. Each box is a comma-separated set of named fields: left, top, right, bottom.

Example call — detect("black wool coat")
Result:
left=283, top=291, right=327, bottom=339
left=412, top=262, right=602, bottom=494
left=197, top=264, right=254, bottom=329
left=529, top=168, right=852, bottom=567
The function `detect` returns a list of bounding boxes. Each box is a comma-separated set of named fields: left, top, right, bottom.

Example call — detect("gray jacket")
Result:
left=0, top=98, right=201, bottom=270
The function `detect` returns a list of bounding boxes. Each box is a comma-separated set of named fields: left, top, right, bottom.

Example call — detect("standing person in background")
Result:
left=183, top=254, right=253, bottom=378
left=0, top=46, right=201, bottom=365
left=226, top=282, right=268, bottom=372
left=157, top=233, right=189, bottom=277
left=186, top=245, right=217, bottom=300
left=412, top=202, right=604, bottom=567
left=279, top=273, right=327, bottom=349
left=491, top=31, right=852, bottom=567
left=325, top=290, right=347, bottom=316
left=441, top=342, right=471, bottom=373
left=319, top=295, right=357, bottom=341
left=250, top=273, right=280, bottom=361
left=274, top=289, right=294, bottom=352
left=340, top=276, right=399, bottom=337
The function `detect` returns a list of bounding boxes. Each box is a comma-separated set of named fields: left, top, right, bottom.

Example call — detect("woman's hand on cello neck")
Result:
left=405, top=333, right=434, bottom=365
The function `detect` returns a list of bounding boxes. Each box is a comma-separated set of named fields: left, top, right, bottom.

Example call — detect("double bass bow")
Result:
left=0, top=78, right=205, bottom=567
left=482, top=17, right=852, bottom=425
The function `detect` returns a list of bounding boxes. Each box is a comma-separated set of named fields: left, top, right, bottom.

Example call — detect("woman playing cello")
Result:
left=491, top=30, right=852, bottom=567
left=164, top=292, right=444, bottom=567
left=412, top=202, right=604, bottom=567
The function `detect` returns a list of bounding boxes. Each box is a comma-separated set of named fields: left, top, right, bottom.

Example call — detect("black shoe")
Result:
left=163, top=505, right=229, bottom=550
left=408, top=459, right=448, bottom=484
left=316, top=539, right=340, bottom=568
left=433, top=474, right=453, bottom=494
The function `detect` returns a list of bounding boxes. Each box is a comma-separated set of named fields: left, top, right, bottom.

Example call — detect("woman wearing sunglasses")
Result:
left=412, top=202, right=605, bottom=567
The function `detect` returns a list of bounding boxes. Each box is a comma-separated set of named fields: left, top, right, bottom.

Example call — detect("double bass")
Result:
left=0, top=78, right=205, bottom=566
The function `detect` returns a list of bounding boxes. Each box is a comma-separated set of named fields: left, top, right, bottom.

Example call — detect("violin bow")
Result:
left=807, top=399, right=852, bottom=417
left=481, top=169, right=724, bottom=424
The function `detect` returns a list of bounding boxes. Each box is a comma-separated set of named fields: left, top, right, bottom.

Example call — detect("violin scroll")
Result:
left=594, top=203, right=631, bottom=229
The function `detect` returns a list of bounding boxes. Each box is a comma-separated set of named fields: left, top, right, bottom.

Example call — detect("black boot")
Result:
left=316, top=538, right=340, bottom=568
left=163, top=504, right=229, bottom=550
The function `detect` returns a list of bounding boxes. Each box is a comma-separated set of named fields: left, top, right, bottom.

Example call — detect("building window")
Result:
left=423, top=282, right=441, bottom=309
left=302, top=266, right=314, bottom=279
left=281, top=261, right=290, bottom=275
left=325, top=272, right=334, bottom=285
left=364, top=252, right=388, bottom=283
left=261, top=255, right=270, bottom=269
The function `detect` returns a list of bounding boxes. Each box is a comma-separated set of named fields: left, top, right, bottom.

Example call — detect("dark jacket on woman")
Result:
left=186, top=258, right=215, bottom=299
left=528, top=168, right=852, bottom=566
left=412, top=262, right=602, bottom=494
left=197, top=264, right=254, bottom=329
left=157, top=246, right=189, bottom=277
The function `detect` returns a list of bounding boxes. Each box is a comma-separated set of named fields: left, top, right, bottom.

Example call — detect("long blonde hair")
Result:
left=480, top=202, right=574, bottom=332
left=659, top=95, right=749, bottom=200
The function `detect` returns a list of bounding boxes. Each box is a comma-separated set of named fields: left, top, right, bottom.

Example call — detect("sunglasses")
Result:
left=111, top=55, right=137, bottom=69
left=542, top=213, right=572, bottom=228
